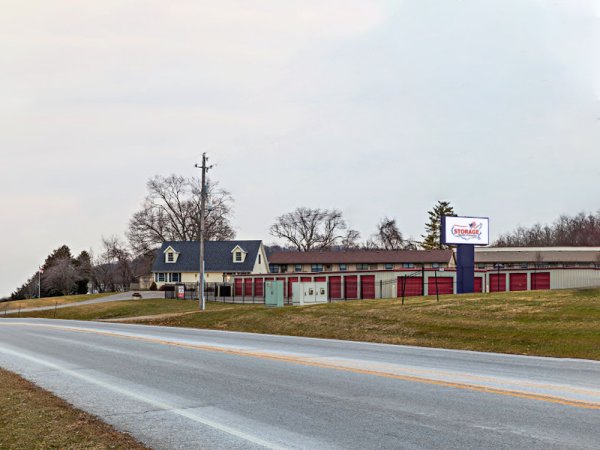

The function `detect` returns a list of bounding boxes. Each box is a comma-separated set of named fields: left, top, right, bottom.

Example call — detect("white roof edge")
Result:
left=163, top=245, right=178, bottom=254
left=231, top=245, right=247, bottom=253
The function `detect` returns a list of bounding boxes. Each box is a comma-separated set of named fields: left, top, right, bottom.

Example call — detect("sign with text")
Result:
left=441, top=216, right=489, bottom=245
left=178, top=285, right=185, bottom=298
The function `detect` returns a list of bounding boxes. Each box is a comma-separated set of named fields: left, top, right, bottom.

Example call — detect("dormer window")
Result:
left=235, top=251, right=242, bottom=262
left=167, top=252, right=174, bottom=262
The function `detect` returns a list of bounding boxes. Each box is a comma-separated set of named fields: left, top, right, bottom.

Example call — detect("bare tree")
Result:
left=127, top=174, right=235, bottom=255
left=90, top=236, right=135, bottom=293
left=43, top=258, right=80, bottom=296
left=270, top=207, right=347, bottom=251
left=340, top=229, right=362, bottom=250
left=373, top=217, right=409, bottom=250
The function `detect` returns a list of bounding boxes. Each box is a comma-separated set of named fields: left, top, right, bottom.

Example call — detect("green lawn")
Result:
left=12, top=289, right=600, bottom=360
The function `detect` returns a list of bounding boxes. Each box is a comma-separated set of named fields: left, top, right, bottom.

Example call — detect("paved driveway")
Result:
left=3, top=291, right=165, bottom=315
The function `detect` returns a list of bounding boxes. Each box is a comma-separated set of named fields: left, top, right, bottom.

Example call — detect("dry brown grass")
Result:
left=0, top=293, right=114, bottom=313
left=0, top=367, right=149, bottom=449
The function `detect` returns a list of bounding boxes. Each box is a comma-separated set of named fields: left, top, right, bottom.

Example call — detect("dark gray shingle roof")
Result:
left=152, top=240, right=262, bottom=273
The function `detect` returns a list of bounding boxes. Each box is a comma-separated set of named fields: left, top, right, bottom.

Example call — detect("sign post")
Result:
left=441, top=216, right=489, bottom=294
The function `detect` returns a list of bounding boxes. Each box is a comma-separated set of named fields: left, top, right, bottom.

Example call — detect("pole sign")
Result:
left=441, top=216, right=490, bottom=246
left=178, top=285, right=185, bottom=299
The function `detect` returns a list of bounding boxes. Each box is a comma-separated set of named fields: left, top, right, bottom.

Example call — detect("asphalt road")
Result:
left=2, top=291, right=165, bottom=315
left=0, top=319, right=598, bottom=449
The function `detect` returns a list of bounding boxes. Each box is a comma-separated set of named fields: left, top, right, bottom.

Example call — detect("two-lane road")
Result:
left=0, top=319, right=598, bottom=449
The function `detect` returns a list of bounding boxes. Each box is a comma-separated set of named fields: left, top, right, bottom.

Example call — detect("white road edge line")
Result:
left=0, top=347, right=288, bottom=450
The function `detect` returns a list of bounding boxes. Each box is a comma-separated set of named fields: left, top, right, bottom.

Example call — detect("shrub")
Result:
left=149, top=282, right=157, bottom=291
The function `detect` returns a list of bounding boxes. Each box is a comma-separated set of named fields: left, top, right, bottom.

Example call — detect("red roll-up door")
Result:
left=361, top=275, right=376, bottom=299
left=287, top=277, right=298, bottom=299
left=329, top=276, right=342, bottom=299
left=427, top=277, right=453, bottom=295
left=509, top=273, right=527, bottom=291
left=489, top=274, right=506, bottom=292
left=345, top=276, right=358, bottom=299
left=397, top=277, right=423, bottom=297
left=254, top=278, right=263, bottom=297
left=265, top=277, right=274, bottom=281
left=474, top=277, right=483, bottom=293
left=234, top=279, right=243, bottom=296
left=244, top=279, right=253, bottom=296
left=531, top=272, right=550, bottom=290
left=314, top=276, right=326, bottom=282
left=276, top=277, right=287, bottom=297
left=301, top=277, right=312, bottom=282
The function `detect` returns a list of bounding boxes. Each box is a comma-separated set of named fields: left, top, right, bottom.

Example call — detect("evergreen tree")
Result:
left=421, top=201, right=456, bottom=250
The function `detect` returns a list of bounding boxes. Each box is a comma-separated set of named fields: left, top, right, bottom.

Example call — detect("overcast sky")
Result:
left=1, top=0, right=599, bottom=297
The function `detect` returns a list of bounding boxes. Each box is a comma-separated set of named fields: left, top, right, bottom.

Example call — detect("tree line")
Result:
left=493, top=211, right=600, bottom=247
left=267, top=200, right=456, bottom=253
left=16, top=170, right=598, bottom=301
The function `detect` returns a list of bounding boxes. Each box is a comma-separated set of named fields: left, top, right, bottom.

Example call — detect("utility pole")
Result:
left=195, top=153, right=212, bottom=310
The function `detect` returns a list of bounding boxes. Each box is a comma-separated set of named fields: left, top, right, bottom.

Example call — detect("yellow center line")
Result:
left=2, top=323, right=600, bottom=410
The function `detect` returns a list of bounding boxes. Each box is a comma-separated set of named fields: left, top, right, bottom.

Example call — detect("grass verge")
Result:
left=16, top=298, right=250, bottom=321
left=0, top=366, right=149, bottom=449
left=0, top=293, right=115, bottom=313
left=13, top=289, right=600, bottom=360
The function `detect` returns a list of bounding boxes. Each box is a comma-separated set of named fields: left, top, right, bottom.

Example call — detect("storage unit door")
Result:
left=234, top=279, right=243, bottom=296
left=314, top=276, right=326, bottom=282
left=474, top=277, right=483, bottom=293
left=254, top=278, right=263, bottom=297
left=244, top=279, right=253, bottom=296
left=427, top=277, right=453, bottom=295
left=329, top=276, right=342, bottom=299
left=301, top=277, right=312, bottom=282
left=361, top=275, right=376, bottom=299
left=288, top=277, right=298, bottom=299
left=344, top=276, right=358, bottom=299
left=397, top=277, right=423, bottom=297
left=509, top=273, right=527, bottom=291
left=531, top=272, right=550, bottom=290
left=489, top=274, right=506, bottom=292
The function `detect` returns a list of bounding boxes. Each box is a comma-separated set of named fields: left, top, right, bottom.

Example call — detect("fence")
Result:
left=163, top=274, right=460, bottom=305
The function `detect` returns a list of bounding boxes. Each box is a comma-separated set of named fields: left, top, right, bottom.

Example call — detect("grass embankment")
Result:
left=14, top=289, right=600, bottom=360
left=17, top=298, right=247, bottom=321
left=0, top=293, right=115, bottom=313
left=0, top=367, right=149, bottom=450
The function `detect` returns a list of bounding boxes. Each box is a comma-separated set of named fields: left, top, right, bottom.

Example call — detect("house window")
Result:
left=385, top=263, right=393, bottom=270
left=258, top=255, right=261, bottom=264
left=478, top=263, right=485, bottom=269
left=167, top=253, right=174, bottom=262
left=295, top=264, right=302, bottom=272
left=170, top=273, right=181, bottom=282
left=356, top=264, right=368, bottom=270
left=521, top=263, right=528, bottom=269
left=402, top=263, right=415, bottom=269
left=156, top=273, right=165, bottom=282
left=235, top=251, right=242, bottom=262
left=281, top=265, right=288, bottom=273
left=432, top=263, right=440, bottom=269
left=269, top=264, right=279, bottom=273
left=339, top=264, right=347, bottom=271
left=311, top=264, right=323, bottom=273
